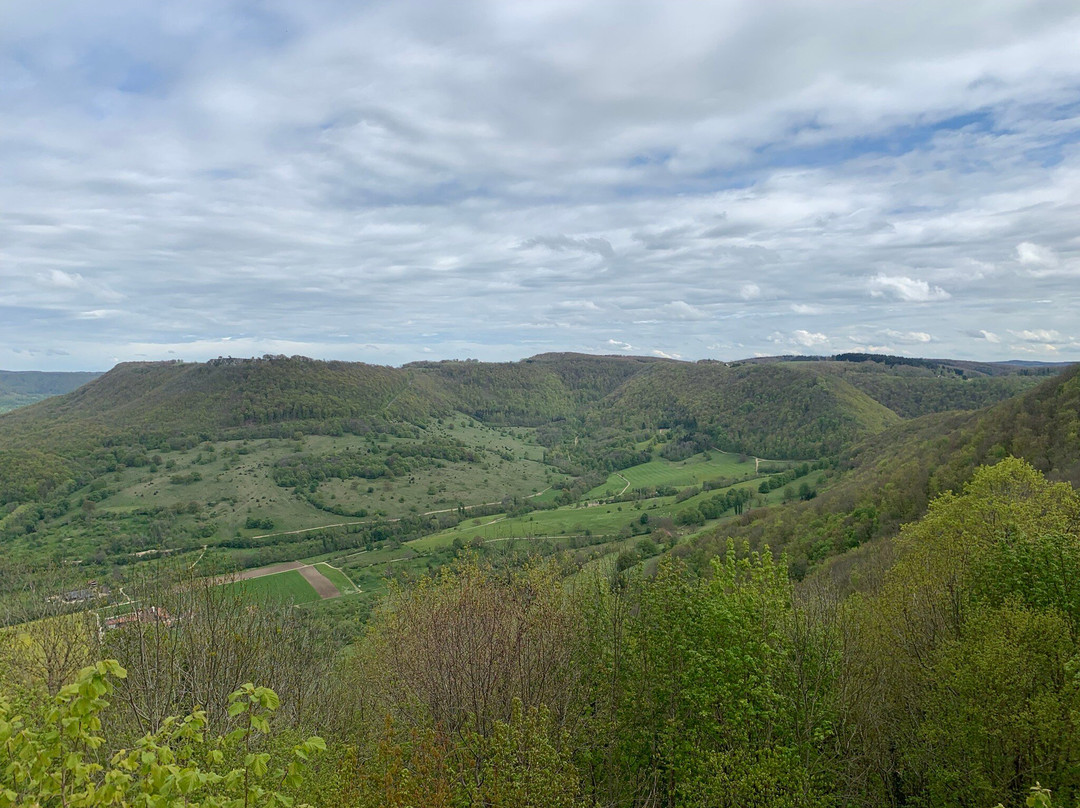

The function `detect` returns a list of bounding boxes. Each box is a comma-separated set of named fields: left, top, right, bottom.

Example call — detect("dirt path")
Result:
left=297, top=565, right=340, bottom=599
left=615, top=473, right=631, bottom=495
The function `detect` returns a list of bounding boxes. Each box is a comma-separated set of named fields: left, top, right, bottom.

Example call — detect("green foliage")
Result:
left=595, top=361, right=900, bottom=459
left=811, top=358, right=1046, bottom=418
left=218, top=570, right=322, bottom=605
left=0, top=449, right=73, bottom=508
left=347, top=703, right=583, bottom=808
left=840, top=458, right=1080, bottom=807
left=695, top=366, right=1080, bottom=580
left=576, top=548, right=836, bottom=807
left=0, top=661, right=323, bottom=807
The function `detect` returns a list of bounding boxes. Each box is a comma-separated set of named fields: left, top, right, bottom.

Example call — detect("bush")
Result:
left=0, top=660, right=324, bottom=807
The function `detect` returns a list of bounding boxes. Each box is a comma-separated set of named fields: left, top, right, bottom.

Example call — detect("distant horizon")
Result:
left=3, top=349, right=1076, bottom=376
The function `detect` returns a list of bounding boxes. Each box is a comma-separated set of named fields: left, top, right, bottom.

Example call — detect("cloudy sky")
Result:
left=3, top=0, right=1080, bottom=370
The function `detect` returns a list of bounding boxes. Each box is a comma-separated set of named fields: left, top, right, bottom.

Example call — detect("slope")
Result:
left=687, top=362, right=1080, bottom=579
left=593, top=361, right=901, bottom=459
left=0, top=357, right=418, bottom=449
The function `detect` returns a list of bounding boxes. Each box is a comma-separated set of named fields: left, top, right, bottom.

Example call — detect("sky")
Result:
left=3, top=0, right=1080, bottom=371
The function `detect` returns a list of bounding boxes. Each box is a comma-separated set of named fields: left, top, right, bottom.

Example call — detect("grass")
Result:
left=219, top=570, right=321, bottom=605
left=412, top=467, right=829, bottom=552
left=584, top=451, right=756, bottom=500
left=412, top=495, right=689, bottom=549
left=314, top=563, right=358, bottom=595
left=13, top=418, right=567, bottom=568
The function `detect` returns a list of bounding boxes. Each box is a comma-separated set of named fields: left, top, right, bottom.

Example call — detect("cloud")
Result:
left=868, top=274, right=951, bottom=302
left=793, top=330, right=828, bottom=348
left=1009, top=329, right=1062, bottom=342
left=1016, top=241, right=1058, bottom=268
left=554, top=300, right=601, bottom=311
left=1015, top=241, right=1079, bottom=277
left=40, top=269, right=83, bottom=288
left=2, top=1, right=1080, bottom=369
left=652, top=349, right=682, bottom=359
left=520, top=235, right=615, bottom=260
left=1011, top=342, right=1059, bottom=354
left=978, top=330, right=1001, bottom=343
left=739, top=283, right=761, bottom=300
left=76, top=309, right=121, bottom=319
left=607, top=339, right=634, bottom=351
left=789, top=330, right=829, bottom=348
left=883, top=329, right=933, bottom=343
left=662, top=300, right=707, bottom=320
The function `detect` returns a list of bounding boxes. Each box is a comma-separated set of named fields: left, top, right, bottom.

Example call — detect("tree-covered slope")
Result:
left=406, top=353, right=661, bottom=425
left=594, top=361, right=901, bottom=458
left=0, top=357, right=417, bottom=449
left=808, top=359, right=1046, bottom=417
left=689, top=362, right=1080, bottom=578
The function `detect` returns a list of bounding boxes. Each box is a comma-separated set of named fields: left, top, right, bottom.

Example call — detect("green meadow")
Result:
left=218, top=570, right=321, bottom=605
left=583, top=451, right=756, bottom=499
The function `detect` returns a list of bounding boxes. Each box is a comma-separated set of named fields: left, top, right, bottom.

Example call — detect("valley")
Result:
left=3, top=351, right=1079, bottom=807
left=0, top=352, right=1065, bottom=628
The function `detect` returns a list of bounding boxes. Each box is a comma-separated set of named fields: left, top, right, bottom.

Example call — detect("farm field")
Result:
left=583, top=451, right=756, bottom=500
left=313, top=562, right=358, bottom=594
left=219, top=569, right=322, bottom=604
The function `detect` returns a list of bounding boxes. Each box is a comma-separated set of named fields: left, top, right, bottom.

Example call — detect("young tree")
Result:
left=0, top=660, right=325, bottom=807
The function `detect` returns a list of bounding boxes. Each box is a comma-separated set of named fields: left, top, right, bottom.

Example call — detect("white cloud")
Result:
left=883, top=329, right=933, bottom=343
left=1011, top=342, right=1059, bottom=354
left=554, top=300, right=601, bottom=311
left=76, top=309, right=121, bottom=319
left=739, top=283, right=761, bottom=300
left=978, top=330, right=1001, bottom=343
left=662, top=300, right=708, bottom=320
left=1015, top=241, right=1079, bottom=277
left=792, top=330, right=829, bottom=348
left=791, top=303, right=824, bottom=315
left=1016, top=241, right=1058, bottom=268
left=40, top=269, right=83, bottom=288
left=607, top=339, right=634, bottom=351
left=868, top=273, right=951, bottom=302
left=1009, top=329, right=1062, bottom=342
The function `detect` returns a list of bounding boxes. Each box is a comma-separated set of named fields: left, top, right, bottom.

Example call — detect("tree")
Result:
left=0, top=660, right=325, bottom=807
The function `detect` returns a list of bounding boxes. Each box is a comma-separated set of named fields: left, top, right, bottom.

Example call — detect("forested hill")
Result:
left=593, top=361, right=901, bottom=458
left=689, top=362, right=1080, bottom=579
left=405, top=353, right=663, bottom=425
left=0, top=353, right=1064, bottom=458
left=0, top=358, right=414, bottom=448
left=744, top=355, right=1050, bottom=417
left=0, top=369, right=101, bottom=414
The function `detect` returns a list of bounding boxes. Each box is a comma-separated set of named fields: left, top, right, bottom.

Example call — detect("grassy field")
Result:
left=314, top=563, right=358, bottom=594
left=9, top=418, right=568, bottom=568
left=584, top=451, right=756, bottom=499
left=219, top=570, right=322, bottom=605
left=412, top=468, right=827, bottom=550
left=411, top=503, right=644, bottom=546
